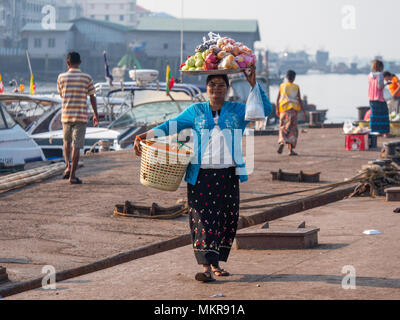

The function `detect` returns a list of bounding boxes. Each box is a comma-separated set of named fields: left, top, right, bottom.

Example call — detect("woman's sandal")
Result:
left=195, top=272, right=216, bottom=283
left=277, top=144, right=284, bottom=154
left=212, top=268, right=230, bottom=277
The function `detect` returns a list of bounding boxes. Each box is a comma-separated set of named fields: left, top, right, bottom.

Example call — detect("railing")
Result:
left=0, top=48, right=25, bottom=56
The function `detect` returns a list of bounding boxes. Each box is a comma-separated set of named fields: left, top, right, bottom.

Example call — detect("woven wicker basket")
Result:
left=140, top=140, right=193, bottom=192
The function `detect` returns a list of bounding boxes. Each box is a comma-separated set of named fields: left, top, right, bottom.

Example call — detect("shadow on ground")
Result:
left=230, top=274, right=400, bottom=289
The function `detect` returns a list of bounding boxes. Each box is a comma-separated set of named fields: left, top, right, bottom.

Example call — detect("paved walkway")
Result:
left=1, top=128, right=400, bottom=299
left=6, top=196, right=400, bottom=300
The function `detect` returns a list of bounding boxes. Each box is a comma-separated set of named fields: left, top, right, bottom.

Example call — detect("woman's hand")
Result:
left=134, top=134, right=146, bottom=157
left=134, top=130, right=155, bottom=157
left=243, top=65, right=257, bottom=88
left=134, top=137, right=142, bottom=157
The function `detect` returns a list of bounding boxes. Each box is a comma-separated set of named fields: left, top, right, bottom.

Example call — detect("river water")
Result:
left=270, top=73, right=372, bottom=123
left=35, top=73, right=380, bottom=123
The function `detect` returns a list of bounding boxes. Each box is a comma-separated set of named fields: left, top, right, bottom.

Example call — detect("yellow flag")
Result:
left=30, top=73, right=35, bottom=95
left=0, top=73, right=4, bottom=93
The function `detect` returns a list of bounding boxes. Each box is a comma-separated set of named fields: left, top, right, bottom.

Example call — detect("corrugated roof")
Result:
left=71, top=18, right=131, bottom=32
left=21, top=23, right=74, bottom=32
left=135, top=17, right=259, bottom=34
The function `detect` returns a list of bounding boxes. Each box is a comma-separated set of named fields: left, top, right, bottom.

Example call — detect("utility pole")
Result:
left=179, top=0, right=184, bottom=83
left=12, top=0, right=17, bottom=40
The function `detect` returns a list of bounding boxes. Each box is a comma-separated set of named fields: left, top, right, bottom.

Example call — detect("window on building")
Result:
left=34, top=38, right=42, bottom=48
left=120, top=15, right=124, bottom=21
left=130, top=14, right=135, bottom=22
left=163, top=43, right=168, bottom=50
left=48, top=38, right=56, bottom=48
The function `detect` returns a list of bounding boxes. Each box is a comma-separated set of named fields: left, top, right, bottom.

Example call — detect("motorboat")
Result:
left=0, top=94, right=61, bottom=129
left=31, top=127, right=122, bottom=160
left=29, top=75, right=205, bottom=159
left=0, top=102, right=45, bottom=170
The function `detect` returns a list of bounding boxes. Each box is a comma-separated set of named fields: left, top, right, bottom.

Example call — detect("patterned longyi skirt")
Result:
left=187, top=167, right=240, bottom=267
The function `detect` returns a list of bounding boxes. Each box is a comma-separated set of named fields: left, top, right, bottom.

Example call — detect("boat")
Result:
left=0, top=102, right=45, bottom=171
left=31, top=127, right=122, bottom=160
left=30, top=71, right=205, bottom=158
left=0, top=94, right=61, bottom=129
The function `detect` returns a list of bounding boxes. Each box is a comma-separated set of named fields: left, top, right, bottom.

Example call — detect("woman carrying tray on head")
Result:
left=134, top=65, right=272, bottom=283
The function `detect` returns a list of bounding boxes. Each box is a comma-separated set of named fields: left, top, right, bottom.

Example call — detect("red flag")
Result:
left=169, top=77, right=175, bottom=91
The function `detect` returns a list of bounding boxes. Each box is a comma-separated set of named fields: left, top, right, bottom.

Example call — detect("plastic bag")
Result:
left=218, top=54, right=239, bottom=70
left=343, top=120, right=354, bottom=134
left=245, top=84, right=265, bottom=121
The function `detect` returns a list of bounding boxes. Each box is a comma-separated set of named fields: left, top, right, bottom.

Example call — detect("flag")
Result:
left=166, top=64, right=175, bottom=96
left=104, top=51, right=113, bottom=86
left=30, top=73, right=35, bottom=95
left=0, top=73, right=4, bottom=94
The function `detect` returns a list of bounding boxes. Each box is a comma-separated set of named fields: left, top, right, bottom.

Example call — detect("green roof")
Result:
left=21, top=23, right=74, bottom=32
left=135, top=17, right=259, bottom=34
left=71, top=17, right=131, bottom=32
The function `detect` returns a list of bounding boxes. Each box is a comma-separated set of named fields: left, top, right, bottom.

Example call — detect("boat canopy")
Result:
left=0, top=94, right=61, bottom=106
left=95, top=81, right=205, bottom=102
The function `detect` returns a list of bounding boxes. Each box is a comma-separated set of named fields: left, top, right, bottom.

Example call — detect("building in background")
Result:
left=128, top=17, right=260, bottom=81
left=135, top=5, right=152, bottom=19
left=3, top=1, right=260, bottom=83
left=18, top=16, right=260, bottom=81
left=57, top=0, right=83, bottom=22
left=0, top=0, right=54, bottom=46
left=80, top=0, right=138, bottom=27
left=21, top=22, right=76, bottom=76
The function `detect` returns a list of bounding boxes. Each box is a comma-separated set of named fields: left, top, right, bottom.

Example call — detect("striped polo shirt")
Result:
left=57, top=68, right=96, bottom=123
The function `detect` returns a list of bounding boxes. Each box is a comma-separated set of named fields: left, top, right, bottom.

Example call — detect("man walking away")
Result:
left=57, top=52, right=99, bottom=184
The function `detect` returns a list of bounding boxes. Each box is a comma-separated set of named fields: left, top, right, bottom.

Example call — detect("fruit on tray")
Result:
left=181, top=32, right=257, bottom=72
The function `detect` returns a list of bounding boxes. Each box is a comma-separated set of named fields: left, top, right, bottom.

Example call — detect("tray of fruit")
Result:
left=180, top=32, right=256, bottom=75
left=181, top=68, right=250, bottom=75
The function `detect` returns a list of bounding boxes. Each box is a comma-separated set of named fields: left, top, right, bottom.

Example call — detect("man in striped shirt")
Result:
left=57, top=52, right=99, bottom=185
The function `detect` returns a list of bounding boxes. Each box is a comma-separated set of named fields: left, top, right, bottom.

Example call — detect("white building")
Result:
left=0, top=0, right=58, bottom=45
left=81, top=0, right=138, bottom=26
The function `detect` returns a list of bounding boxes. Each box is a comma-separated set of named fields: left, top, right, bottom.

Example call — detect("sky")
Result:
left=137, top=0, right=399, bottom=61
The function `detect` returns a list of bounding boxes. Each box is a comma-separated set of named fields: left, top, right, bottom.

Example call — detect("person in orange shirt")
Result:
left=384, top=71, right=400, bottom=114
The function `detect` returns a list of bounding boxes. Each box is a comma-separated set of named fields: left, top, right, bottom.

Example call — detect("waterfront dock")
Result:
left=1, top=128, right=400, bottom=299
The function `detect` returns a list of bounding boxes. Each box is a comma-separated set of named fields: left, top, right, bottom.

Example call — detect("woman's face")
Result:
left=207, top=77, right=228, bottom=101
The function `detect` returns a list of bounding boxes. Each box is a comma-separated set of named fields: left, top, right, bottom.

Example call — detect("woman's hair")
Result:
left=286, top=70, right=296, bottom=82
left=383, top=71, right=394, bottom=78
left=206, top=74, right=230, bottom=88
left=371, top=60, right=384, bottom=72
